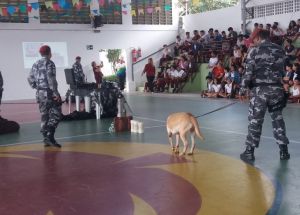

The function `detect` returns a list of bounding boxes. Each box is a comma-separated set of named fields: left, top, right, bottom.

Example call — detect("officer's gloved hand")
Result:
left=52, top=95, right=62, bottom=106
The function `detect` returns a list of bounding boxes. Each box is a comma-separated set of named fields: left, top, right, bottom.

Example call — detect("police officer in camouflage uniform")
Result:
left=72, top=56, right=85, bottom=85
left=0, top=71, right=3, bottom=105
left=240, top=29, right=290, bottom=162
left=28, top=45, right=62, bottom=148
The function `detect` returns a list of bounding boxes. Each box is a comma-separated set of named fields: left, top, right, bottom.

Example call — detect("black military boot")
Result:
left=279, top=145, right=290, bottom=160
left=240, top=145, right=255, bottom=162
left=41, top=128, right=51, bottom=147
left=43, top=132, right=52, bottom=147
left=44, top=127, right=61, bottom=148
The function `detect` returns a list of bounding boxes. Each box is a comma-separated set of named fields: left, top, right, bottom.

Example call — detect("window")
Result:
left=275, top=2, right=284, bottom=15
left=0, top=0, right=28, bottom=23
left=39, top=0, right=91, bottom=24
left=295, top=0, right=300, bottom=12
left=284, top=0, right=294, bottom=13
left=245, top=7, right=254, bottom=20
left=254, top=5, right=265, bottom=18
left=132, top=0, right=172, bottom=25
left=265, top=4, right=275, bottom=16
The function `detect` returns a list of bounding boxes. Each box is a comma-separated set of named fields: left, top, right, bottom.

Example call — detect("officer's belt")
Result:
left=253, top=83, right=282, bottom=87
left=37, top=87, right=51, bottom=91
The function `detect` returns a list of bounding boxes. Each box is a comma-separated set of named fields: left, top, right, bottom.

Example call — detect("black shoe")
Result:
left=279, top=145, right=290, bottom=160
left=240, top=145, right=255, bottom=162
left=44, top=129, right=61, bottom=148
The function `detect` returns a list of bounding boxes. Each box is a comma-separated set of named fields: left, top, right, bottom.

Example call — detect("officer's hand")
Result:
left=53, top=96, right=61, bottom=102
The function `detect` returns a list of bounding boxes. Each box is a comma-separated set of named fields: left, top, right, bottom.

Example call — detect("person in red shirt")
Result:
left=212, top=61, right=225, bottom=83
left=91, top=61, right=104, bottom=88
left=142, top=58, right=156, bottom=92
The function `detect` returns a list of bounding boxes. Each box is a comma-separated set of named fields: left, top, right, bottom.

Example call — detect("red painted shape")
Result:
left=0, top=151, right=201, bottom=215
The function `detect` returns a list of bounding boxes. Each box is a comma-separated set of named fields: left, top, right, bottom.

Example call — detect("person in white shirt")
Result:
left=220, top=78, right=233, bottom=98
left=208, top=51, right=219, bottom=74
left=289, top=77, right=300, bottom=103
left=202, top=76, right=214, bottom=97
left=174, top=35, right=184, bottom=56
left=208, top=79, right=221, bottom=98
left=185, top=32, right=192, bottom=43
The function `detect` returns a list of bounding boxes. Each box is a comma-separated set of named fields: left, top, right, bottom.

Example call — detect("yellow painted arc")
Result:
left=130, top=193, right=157, bottom=215
left=0, top=153, right=39, bottom=160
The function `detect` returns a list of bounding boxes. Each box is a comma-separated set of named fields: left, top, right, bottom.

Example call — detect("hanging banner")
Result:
left=7, top=6, right=16, bottom=15
left=72, top=0, right=80, bottom=6
left=84, top=0, right=92, bottom=4
left=114, top=5, right=121, bottom=10
left=155, top=6, right=161, bottom=13
left=99, top=0, right=105, bottom=7
left=58, top=0, right=66, bottom=8
left=146, top=7, right=153, bottom=14
left=27, top=5, right=32, bottom=13
left=1, top=8, right=8, bottom=16
left=138, top=8, right=144, bottom=15
left=122, top=10, right=127, bottom=15
left=30, top=2, right=39, bottom=10
left=131, top=9, right=136, bottom=16
left=164, top=4, right=171, bottom=11
left=75, top=1, right=83, bottom=9
left=45, top=1, right=53, bottom=9
left=19, top=4, right=27, bottom=13
left=52, top=3, right=61, bottom=11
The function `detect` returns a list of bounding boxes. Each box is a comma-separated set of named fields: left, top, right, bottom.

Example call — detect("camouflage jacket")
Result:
left=242, top=40, right=285, bottom=88
left=0, top=71, right=3, bottom=90
left=72, top=62, right=85, bottom=85
left=28, top=57, right=60, bottom=97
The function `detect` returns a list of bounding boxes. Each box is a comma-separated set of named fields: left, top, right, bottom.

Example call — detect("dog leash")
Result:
left=195, top=101, right=238, bottom=118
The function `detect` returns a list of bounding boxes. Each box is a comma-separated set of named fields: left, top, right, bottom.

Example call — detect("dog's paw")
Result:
left=187, top=152, right=194, bottom=156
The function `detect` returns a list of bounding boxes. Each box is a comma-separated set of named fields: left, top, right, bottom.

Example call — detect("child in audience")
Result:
left=283, top=64, right=295, bottom=91
left=293, top=63, right=300, bottom=80
left=202, top=76, right=214, bottom=97
left=209, top=78, right=222, bottom=98
left=208, top=51, right=219, bottom=74
left=219, top=78, right=233, bottom=98
left=289, top=77, right=300, bottom=103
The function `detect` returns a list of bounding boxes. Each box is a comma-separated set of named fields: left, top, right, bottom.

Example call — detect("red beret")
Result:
left=39, top=45, right=51, bottom=56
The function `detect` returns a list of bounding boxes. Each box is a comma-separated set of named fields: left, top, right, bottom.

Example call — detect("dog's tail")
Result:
left=190, top=115, right=205, bottom=142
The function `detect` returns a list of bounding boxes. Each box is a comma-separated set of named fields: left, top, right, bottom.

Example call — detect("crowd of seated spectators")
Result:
left=143, top=40, right=198, bottom=93
left=142, top=18, right=300, bottom=101
left=198, top=19, right=300, bottom=103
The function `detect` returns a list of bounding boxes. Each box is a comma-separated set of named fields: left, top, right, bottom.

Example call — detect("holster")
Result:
left=268, top=91, right=289, bottom=112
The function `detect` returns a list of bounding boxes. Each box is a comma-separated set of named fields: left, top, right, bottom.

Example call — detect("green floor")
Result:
left=0, top=93, right=300, bottom=215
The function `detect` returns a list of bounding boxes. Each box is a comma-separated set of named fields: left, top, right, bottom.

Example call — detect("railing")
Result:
left=132, top=42, right=175, bottom=89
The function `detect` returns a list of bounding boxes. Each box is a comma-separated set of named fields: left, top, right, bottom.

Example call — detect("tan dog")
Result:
left=166, top=112, right=205, bottom=156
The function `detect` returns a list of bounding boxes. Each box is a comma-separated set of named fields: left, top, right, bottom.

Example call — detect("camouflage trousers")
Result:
left=37, top=91, right=62, bottom=134
left=245, top=86, right=289, bottom=147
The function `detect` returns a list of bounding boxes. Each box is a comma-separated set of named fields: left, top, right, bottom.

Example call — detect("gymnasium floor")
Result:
left=0, top=93, right=299, bottom=215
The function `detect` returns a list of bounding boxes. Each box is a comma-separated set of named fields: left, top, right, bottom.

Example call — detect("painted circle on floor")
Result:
left=0, top=143, right=275, bottom=215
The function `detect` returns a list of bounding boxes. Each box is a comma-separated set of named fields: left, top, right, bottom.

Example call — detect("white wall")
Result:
left=183, top=1, right=300, bottom=35
left=0, top=1, right=179, bottom=101
left=183, top=4, right=242, bottom=34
